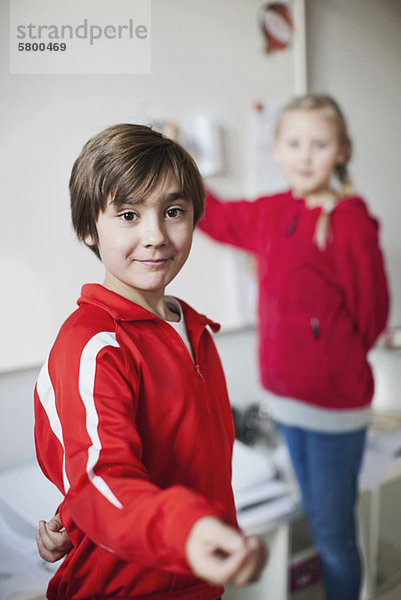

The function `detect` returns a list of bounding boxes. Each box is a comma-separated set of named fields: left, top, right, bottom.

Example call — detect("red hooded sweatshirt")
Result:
left=199, top=189, right=389, bottom=410
left=34, top=284, right=236, bottom=600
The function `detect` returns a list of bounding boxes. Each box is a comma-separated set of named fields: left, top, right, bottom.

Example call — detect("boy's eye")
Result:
left=119, top=211, right=137, bottom=222
left=166, top=207, right=184, bottom=218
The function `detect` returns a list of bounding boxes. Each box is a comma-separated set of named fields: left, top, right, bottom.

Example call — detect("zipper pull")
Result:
left=286, top=215, right=298, bottom=237
left=195, top=364, right=204, bottom=379
left=310, top=317, right=320, bottom=339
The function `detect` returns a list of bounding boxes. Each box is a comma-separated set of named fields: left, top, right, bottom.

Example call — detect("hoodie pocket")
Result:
left=261, top=313, right=325, bottom=401
left=260, top=309, right=369, bottom=407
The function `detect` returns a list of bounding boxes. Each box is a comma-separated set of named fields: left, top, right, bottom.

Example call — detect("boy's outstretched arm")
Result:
left=186, top=516, right=268, bottom=587
left=36, top=513, right=73, bottom=563
left=37, top=514, right=268, bottom=587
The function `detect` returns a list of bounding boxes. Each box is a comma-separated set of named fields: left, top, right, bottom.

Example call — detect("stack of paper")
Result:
left=232, top=440, right=297, bottom=531
left=359, top=426, right=401, bottom=490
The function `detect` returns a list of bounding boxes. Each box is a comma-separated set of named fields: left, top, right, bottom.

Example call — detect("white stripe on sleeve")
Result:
left=36, top=360, right=70, bottom=493
left=79, top=332, right=123, bottom=510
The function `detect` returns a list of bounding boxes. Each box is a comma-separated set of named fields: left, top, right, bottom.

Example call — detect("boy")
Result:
left=34, top=124, right=266, bottom=600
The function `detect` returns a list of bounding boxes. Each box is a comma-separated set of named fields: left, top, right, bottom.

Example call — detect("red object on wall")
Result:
left=259, top=2, right=294, bottom=53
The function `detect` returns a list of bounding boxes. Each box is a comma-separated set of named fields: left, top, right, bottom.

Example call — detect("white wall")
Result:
left=305, top=0, right=401, bottom=324
left=0, top=0, right=296, bottom=372
left=0, top=366, right=39, bottom=472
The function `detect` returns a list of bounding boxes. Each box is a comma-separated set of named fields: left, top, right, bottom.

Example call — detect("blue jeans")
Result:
left=280, top=425, right=367, bottom=600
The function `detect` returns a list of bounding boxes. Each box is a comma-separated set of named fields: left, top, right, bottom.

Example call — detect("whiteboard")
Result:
left=0, top=0, right=305, bottom=372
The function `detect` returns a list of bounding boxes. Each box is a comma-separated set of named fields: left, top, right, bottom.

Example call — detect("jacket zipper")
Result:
left=162, top=321, right=206, bottom=380
left=195, top=363, right=204, bottom=380
left=310, top=317, right=320, bottom=339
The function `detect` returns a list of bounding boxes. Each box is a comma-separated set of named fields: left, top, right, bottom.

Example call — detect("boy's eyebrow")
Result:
left=165, top=191, right=188, bottom=202
left=113, top=190, right=188, bottom=207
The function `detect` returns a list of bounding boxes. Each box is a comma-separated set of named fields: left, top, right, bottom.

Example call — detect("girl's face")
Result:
left=273, top=109, right=347, bottom=198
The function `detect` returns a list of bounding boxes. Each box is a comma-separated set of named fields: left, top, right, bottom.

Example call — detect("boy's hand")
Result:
left=186, top=516, right=268, bottom=587
left=36, top=514, right=73, bottom=563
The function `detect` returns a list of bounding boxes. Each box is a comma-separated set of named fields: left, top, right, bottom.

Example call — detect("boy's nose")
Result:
left=142, top=217, right=167, bottom=247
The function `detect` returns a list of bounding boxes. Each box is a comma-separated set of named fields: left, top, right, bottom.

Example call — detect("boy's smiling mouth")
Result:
left=134, top=257, right=172, bottom=268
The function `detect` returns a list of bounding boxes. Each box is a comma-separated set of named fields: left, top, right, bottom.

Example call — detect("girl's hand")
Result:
left=186, top=516, right=268, bottom=587
left=36, top=514, right=73, bottom=563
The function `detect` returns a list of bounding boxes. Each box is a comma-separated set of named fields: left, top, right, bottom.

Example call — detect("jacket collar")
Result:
left=78, top=284, right=220, bottom=333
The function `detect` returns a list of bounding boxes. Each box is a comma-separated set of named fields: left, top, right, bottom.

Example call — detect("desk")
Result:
left=360, top=454, right=401, bottom=600
left=224, top=512, right=294, bottom=600
left=228, top=441, right=299, bottom=600
left=227, top=424, right=401, bottom=600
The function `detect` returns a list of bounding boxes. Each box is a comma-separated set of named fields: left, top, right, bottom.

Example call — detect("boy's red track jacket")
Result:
left=34, top=284, right=236, bottom=600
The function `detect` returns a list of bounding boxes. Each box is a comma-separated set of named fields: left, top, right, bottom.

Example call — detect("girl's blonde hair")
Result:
left=275, top=94, right=354, bottom=250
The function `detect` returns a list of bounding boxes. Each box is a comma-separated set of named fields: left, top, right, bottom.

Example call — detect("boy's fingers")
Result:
left=200, top=545, right=251, bottom=585
left=204, top=535, right=257, bottom=584
left=186, top=518, right=267, bottom=587
left=38, top=520, right=70, bottom=553
left=38, top=521, right=58, bottom=550
left=226, top=537, right=268, bottom=587
left=246, top=535, right=268, bottom=569
left=47, top=518, right=62, bottom=532
left=36, top=533, right=63, bottom=562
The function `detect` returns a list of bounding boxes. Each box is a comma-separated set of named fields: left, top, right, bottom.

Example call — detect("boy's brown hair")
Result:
left=70, top=123, right=205, bottom=258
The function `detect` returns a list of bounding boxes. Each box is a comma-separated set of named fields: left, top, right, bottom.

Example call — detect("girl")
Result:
left=198, top=94, right=389, bottom=600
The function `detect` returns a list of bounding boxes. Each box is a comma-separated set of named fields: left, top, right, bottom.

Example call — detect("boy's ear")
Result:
left=84, top=232, right=96, bottom=246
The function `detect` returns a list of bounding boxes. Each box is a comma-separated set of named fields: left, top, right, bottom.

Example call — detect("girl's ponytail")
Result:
left=314, top=160, right=354, bottom=251
left=312, top=151, right=354, bottom=250
left=313, top=164, right=354, bottom=252
left=335, top=163, right=354, bottom=199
